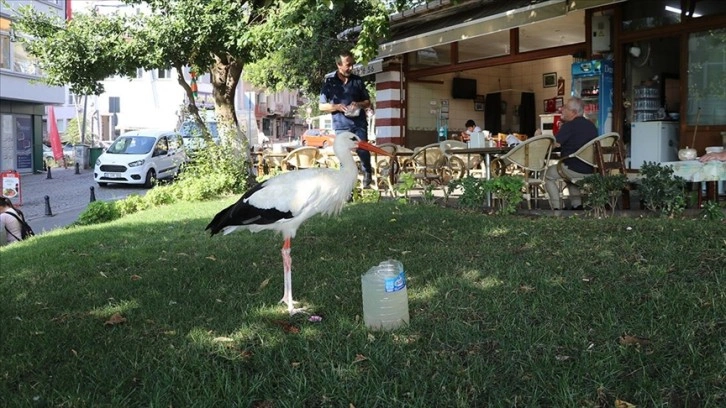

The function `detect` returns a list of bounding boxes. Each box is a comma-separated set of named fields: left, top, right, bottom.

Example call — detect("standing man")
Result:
left=319, top=51, right=373, bottom=187
left=544, top=97, right=599, bottom=210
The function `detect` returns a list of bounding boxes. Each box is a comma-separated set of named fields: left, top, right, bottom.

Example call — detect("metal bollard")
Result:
left=75, top=162, right=80, bottom=174
left=44, top=195, right=53, bottom=216
left=46, top=166, right=52, bottom=179
left=89, top=186, right=96, bottom=202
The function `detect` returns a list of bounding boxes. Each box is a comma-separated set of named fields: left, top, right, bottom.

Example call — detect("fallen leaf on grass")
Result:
left=291, top=361, right=301, bottom=368
left=555, top=355, right=572, bottom=361
left=519, top=285, right=536, bottom=293
left=206, top=255, right=217, bottom=261
left=618, top=335, right=651, bottom=347
left=213, top=337, right=234, bottom=343
left=273, top=320, right=300, bottom=334
left=130, top=274, right=142, bottom=281
left=100, top=272, right=108, bottom=278
left=104, top=313, right=127, bottom=326
left=353, top=354, right=368, bottom=363
left=258, top=278, right=270, bottom=291
left=615, top=399, right=636, bottom=408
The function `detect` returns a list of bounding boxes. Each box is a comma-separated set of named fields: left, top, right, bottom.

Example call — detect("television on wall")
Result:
left=452, top=78, right=477, bottom=99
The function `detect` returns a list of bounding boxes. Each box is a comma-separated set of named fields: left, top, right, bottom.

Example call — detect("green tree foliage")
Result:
left=11, top=0, right=388, bottom=176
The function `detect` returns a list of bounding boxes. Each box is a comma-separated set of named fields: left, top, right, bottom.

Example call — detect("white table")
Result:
left=662, top=160, right=726, bottom=204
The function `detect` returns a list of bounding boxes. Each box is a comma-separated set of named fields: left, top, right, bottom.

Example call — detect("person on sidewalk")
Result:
left=543, top=97, right=598, bottom=210
left=319, top=50, right=373, bottom=188
left=0, top=197, right=23, bottom=245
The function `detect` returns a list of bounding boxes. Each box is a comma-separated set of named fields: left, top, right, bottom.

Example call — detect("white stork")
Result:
left=206, top=132, right=392, bottom=314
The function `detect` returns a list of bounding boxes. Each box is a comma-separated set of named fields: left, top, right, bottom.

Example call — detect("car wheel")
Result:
left=322, top=141, right=329, bottom=148
left=144, top=169, right=157, bottom=188
left=97, top=182, right=108, bottom=187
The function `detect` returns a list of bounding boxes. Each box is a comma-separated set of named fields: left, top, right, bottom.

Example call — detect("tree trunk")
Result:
left=210, top=54, right=250, bottom=173
left=174, top=65, right=211, bottom=142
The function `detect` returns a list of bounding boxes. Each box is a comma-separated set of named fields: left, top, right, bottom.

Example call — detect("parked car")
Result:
left=301, top=129, right=335, bottom=148
left=93, top=129, right=188, bottom=188
left=178, top=120, right=219, bottom=153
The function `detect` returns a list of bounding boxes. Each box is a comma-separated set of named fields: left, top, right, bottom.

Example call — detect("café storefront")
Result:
left=370, top=0, right=726, bottom=159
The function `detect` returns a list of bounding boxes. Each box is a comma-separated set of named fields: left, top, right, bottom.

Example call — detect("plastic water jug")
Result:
left=361, top=260, right=409, bottom=330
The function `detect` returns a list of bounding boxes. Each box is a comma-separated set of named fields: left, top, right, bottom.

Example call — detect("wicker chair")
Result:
left=282, top=146, right=323, bottom=170
left=490, top=135, right=555, bottom=209
left=400, top=143, right=453, bottom=185
left=439, top=140, right=483, bottom=178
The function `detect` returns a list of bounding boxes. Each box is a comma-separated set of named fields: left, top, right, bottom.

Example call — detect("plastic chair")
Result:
left=490, top=135, right=555, bottom=209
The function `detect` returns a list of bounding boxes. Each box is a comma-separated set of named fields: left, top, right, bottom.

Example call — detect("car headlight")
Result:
left=95, top=158, right=101, bottom=166
left=128, top=159, right=146, bottom=167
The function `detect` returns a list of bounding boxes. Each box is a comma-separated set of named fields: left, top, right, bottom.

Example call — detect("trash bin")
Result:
left=89, top=147, right=104, bottom=169
left=74, top=144, right=90, bottom=169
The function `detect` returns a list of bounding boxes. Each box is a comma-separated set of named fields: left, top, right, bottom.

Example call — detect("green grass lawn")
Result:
left=1, top=198, right=725, bottom=407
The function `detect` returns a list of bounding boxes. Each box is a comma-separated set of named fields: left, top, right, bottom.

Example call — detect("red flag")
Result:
left=65, top=0, right=72, bottom=21
left=48, top=106, right=64, bottom=162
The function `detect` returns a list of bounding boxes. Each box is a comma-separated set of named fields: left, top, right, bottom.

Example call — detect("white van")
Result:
left=94, top=129, right=188, bottom=188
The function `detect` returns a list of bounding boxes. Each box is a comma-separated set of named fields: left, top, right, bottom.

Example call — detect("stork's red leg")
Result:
left=280, top=237, right=299, bottom=314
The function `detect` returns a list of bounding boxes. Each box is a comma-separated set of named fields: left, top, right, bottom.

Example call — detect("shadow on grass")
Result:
left=1, top=200, right=725, bottom=406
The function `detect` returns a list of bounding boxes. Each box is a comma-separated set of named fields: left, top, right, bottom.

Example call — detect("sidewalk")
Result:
left=11, top=166, right=147, bottom=235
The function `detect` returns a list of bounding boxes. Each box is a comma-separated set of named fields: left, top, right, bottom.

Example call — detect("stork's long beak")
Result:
left=357, top=141, right=394, bottom=157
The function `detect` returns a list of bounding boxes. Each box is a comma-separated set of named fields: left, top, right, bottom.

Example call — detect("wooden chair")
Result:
left=490, top=135, right=555, bottom=209
left=554, top=132, right=620, bottom=209
left=282, top=146, right=323, bottom=170
left=439, top=140, right=483, bottom=178
left=594, top=135, right=637, bottom=209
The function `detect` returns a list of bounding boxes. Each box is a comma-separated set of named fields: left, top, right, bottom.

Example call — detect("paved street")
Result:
left=12, top=166, right=149, bottom=235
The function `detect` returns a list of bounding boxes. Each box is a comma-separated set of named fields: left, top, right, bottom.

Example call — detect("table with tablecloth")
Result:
left=662, top=160, right=726, bottom=204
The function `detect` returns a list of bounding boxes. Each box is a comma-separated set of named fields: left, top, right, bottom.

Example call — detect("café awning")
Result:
left=377, top=0, right=627, bottom=58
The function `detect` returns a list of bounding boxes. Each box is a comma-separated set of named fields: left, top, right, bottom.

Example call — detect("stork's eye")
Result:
left=348, top=136, right=357, bottom=142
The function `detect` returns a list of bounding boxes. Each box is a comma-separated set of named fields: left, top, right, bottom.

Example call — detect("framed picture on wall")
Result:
left=543, top=72, right=557, bottom=88
left=474, top=95, right=485, bottom=111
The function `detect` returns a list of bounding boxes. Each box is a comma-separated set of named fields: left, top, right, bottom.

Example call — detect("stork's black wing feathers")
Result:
left=206, top=181, right=294, bottom=236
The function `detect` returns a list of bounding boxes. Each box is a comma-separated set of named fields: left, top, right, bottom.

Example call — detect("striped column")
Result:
left=374, top=62, right=403, bottom=145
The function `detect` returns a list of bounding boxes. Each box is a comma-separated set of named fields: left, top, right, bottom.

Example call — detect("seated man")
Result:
left=544, top=97, right=598, bottom=210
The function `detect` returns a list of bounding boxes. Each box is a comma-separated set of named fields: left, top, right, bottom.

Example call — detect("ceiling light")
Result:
left=665, top=5, right=702, bottom=18
left=629, top=46, right=641, bottom=58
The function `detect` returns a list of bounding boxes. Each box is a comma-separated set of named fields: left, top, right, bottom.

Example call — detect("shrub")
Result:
left=483, top=175, right=525, bottom=215
left=76, top=201, right=121, bottom=226
left=638, top=162, right=686, bottom=217
left=115, top=193, right=150, bottom=217
left=144, top=185, right=177, bottom=207
left=448, top=176, right=487, bottom=210
left=577, top=173, right=627, bottom=218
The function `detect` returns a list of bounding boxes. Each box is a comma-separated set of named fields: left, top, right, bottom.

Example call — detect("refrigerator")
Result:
left=571, top=59, right=613, bottom=134
left=629, top=121, right=679, bottom=169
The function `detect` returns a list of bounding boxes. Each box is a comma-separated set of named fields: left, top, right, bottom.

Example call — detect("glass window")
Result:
left=157, top=67, right=172, bottom=79
left=458, top=30, right=510, bottom=62
left=0, top=34, right=9, bottom=69
left=407, top=44, right=451, bottom=70
left=687, top=28, right=726, bottom=125
left=12, top=41, right=42, bottom=76
left=622, top=0, right=725, bottom=32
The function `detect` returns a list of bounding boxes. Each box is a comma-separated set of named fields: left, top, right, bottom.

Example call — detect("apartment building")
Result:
left=0, top=0, right=69, bottom=174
